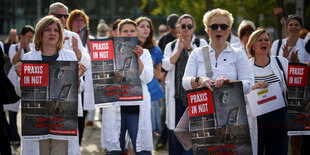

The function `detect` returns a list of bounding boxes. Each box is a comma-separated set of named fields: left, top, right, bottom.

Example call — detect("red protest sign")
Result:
left=90, top=40, right=114, bottom=61
left=288, top=65, right=309, bottom=86
left=21, top=63, right=49, bottom=86
left=187, top=89, right=214, bottom=117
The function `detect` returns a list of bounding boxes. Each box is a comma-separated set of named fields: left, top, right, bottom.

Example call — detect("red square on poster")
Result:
left=288, top=65, right=309, bottom=86
left=21, top=63, right=49, bottom=86
left=90, top=40, right=114, bottom=61
left=187, top=89, right=214, bottom=117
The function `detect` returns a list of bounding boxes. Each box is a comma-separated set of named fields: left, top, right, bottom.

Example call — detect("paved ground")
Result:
left=12, top=110, right=168, bottom=155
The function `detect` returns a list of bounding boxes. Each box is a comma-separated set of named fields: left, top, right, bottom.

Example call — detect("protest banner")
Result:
left=90, top=37, right=143, bottom=107
left=21, top=61, right=78, bottom=140
left=247, top=83, right=286, bottom=117
left=287, top=62, right=310, bottom=135
left=187, top=82, right=252, bottom=154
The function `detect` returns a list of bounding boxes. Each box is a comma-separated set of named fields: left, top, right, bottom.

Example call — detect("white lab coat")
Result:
left=271, top=38, right=310, bottom=63
left=162, top=36, right=207, bottom=130
left=101, top=49, right=154, bottom=152
left=19, top=49, right=82, bottom=155
left=246, top=56, right=288, bottom=155
left=64, top=29, right=91, bottom=69
left=4, top=43, right=26, bottom=112
left=64, top=29, right=91, bottom=114
left=82, top=43, right=95, bottom=110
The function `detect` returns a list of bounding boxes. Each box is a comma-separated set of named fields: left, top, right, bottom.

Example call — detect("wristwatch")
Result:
left=195, top=77, right=200, bottom=83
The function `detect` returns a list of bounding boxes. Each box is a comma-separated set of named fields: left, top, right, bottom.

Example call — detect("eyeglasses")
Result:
left=74, top=18, right=85, bottom=23
left=208, top=24, right=229, bottom=30
left=52, top=13, right=69, bottom=19
left=181, top=24, right=193, bottom=29
left=159, top=29, right=168, bottom=33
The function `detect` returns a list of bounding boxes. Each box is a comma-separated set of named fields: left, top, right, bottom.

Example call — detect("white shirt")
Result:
left=271, top=38, right=310, bottom=63
left=162, top=35, right=208, bottom=130
left=182, top=43, right=253, bottom=95
left=64, top=29, right=91, bottom=69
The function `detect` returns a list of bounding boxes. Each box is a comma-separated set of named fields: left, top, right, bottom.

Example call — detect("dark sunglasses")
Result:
left=181, top=24, right=193, bottom=29
left=52, top=13, right=69, bottom=19
left=208, top=24, right=229, bottom=30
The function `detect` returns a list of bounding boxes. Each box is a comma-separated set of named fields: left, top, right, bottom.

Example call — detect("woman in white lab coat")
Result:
left=101, top=19, right=154, bottom=154
left=15, top=15, right=85, bottom=155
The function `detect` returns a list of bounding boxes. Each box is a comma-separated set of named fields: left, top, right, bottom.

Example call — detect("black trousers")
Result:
left=257, top=107, right=288, bottom=155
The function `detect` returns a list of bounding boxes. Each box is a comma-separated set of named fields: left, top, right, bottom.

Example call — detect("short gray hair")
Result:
left=49, top=2, right=68, bottom=14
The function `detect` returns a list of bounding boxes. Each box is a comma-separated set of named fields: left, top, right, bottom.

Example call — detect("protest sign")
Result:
left=187, top=82, right=252, bottom=154
left=90, top=37, right=143, bottom=107
left=21, top=61, right=78, bottom=140
left=287, top=62, right=310, bottom=135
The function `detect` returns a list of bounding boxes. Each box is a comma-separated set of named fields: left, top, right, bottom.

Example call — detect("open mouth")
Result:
left=216, top=35, right=222, bottom=38
left=261, top=46, right=267, bottom=50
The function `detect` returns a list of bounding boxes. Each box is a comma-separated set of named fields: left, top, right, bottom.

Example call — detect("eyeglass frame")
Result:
left=208, top=24, right=229, bottom=31
left=52, top=13, right=69, bottom=19
left=180, top=24, right=193, bottom=30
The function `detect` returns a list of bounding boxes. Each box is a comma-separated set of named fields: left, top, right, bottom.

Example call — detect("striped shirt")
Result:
left=254, top=63, right=281, bottom=85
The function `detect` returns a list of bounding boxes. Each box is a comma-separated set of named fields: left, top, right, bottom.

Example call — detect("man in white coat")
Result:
left=48, top=2, right=90, bottom=69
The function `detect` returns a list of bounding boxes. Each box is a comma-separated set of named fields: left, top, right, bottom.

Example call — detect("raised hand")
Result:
left=290, top=50, right=300, bottom=63
left=282, top=43, right=293, bottom=58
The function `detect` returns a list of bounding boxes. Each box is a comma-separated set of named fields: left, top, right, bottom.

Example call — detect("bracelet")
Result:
left=195, top=77, right=200, bottom=83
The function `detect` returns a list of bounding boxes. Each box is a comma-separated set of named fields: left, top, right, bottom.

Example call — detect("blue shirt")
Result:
left=147, top=46, right=164, bottom=101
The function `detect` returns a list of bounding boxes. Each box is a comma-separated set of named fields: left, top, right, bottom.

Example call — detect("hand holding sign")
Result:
left=252, top=80, right=269, bottom=90
left=15, top=62, right=22, bottom=77
left=132, top=45, right=143, bottom=58
left=215, top=76, right=230, bottom=88
left=78, top=62, right=86, bottom=77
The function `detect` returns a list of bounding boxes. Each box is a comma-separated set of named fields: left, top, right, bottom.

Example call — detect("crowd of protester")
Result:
left=1, top=2, right=310, bottom=155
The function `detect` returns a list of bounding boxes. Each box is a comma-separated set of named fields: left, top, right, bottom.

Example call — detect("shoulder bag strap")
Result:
left=275, top=56, right=287, bottom=86
left=201, top=46, right=213, bottom=78
left=275, top=56, right=288, bottom=105
left=276, top=39, right=282, bottom=56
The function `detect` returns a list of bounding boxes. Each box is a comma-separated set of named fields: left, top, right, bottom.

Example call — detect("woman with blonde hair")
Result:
left=15, top=15, right=85, bottom=155
left=246, top=28, right=289, bottom=155
left=4, top=29, right=18, bottom=54
left=181, top=8, right=252, bottom=154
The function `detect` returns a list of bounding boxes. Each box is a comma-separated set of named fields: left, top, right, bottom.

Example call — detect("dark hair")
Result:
left=288, top=14, right=302, bottom=27
left=112, top=19, right=122, bottom=31
left=20, top=25, right=34, bottom=36
left=176, top=14, right=195, bottom=28
left=135, top=17, right=156, bottom=50
left=166, top=14, right=179, bottom=29
left=239, top=25, right=255, bottom=39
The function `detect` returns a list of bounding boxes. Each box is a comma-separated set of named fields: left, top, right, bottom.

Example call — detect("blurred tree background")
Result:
left=0, top=0, right=309, bottom=40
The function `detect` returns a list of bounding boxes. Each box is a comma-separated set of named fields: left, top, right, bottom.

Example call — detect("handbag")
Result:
left=174, top=46, right=213, bottom=150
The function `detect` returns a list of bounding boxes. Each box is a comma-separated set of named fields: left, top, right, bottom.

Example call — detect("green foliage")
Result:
left=141, top=0, right=286, bottom=34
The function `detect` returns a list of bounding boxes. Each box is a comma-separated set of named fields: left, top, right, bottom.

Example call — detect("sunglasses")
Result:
left=208, top=24, right=229, bottom=30
left=52, top=13, right=69, bottom=19
left=181, top=24, right=193, bottom=29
